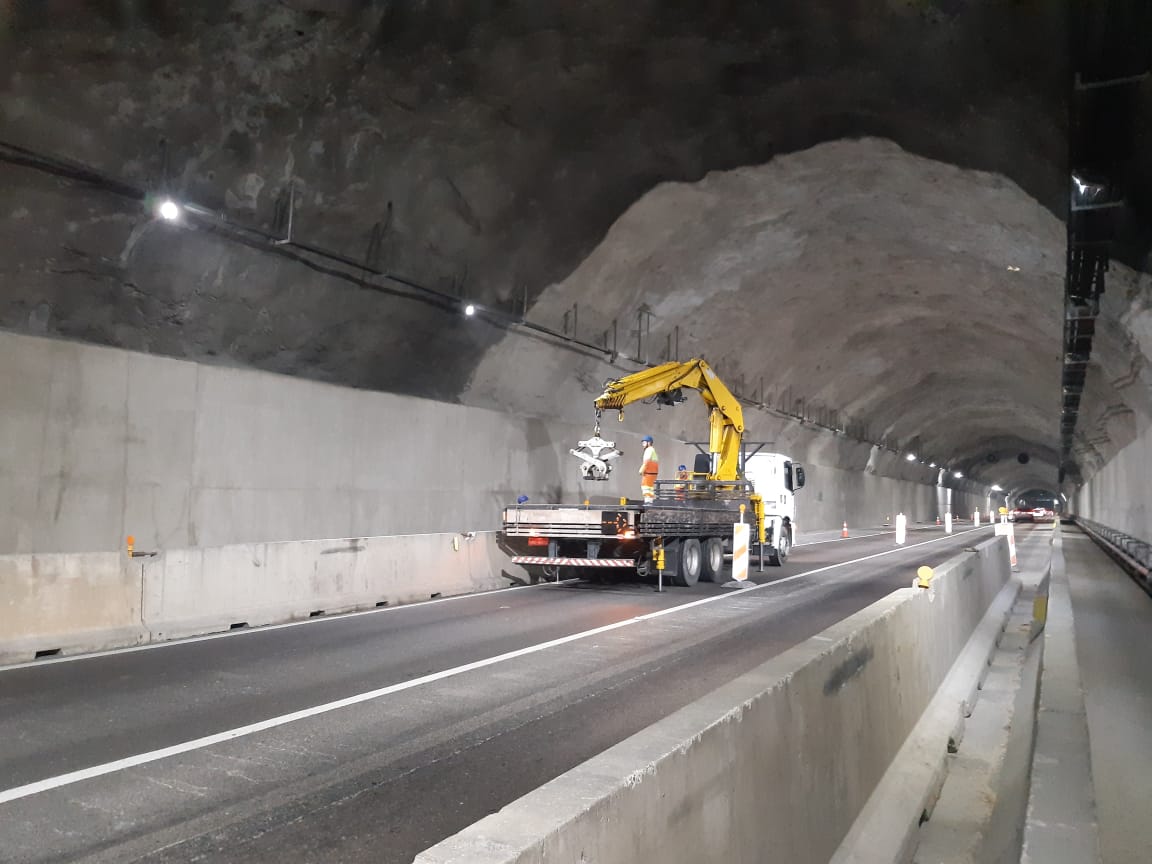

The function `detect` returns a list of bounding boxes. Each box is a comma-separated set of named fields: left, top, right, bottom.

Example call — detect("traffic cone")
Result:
left=936, top=515, right=941, bottom=526
left=841, top=521, right=849, bottom=538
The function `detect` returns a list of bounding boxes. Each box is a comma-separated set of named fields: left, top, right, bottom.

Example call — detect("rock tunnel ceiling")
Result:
left=1, top=0, right=1150, bottom=491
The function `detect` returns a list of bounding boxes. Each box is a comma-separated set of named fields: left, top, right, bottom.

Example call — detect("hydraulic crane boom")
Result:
left=593, top=358, right=745, bottom=481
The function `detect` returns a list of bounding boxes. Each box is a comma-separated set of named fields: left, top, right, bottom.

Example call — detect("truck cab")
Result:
left=743, top=452, right=805, bottom=553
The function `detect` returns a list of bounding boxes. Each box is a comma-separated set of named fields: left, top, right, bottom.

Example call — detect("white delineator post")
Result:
left=974, top=510, right=981, bottom=527
left=994, top=521, right=1018, bottom=567
left=944, top=512, right=953, bottom=534
left=895, top=513, right=907, bottom=545
left=732, top=523, right=750, bottom=582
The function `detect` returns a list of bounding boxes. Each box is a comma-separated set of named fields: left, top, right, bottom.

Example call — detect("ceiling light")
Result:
left=929, top=462, right=937, bottom=468
left=954, top=471, right=964, bottom=479
left=1006, top=265, right=1020, bottom=272
left=463, top=303, right=476, bottom=317
left=990, top=484, right=1003, bottom=491
left=905, top=453, right=917, bottom=461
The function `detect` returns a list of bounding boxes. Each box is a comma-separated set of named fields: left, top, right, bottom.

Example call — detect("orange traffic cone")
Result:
left=936, top=515, right=941, bottom=526
left=841, top=521, right=849, bottom=538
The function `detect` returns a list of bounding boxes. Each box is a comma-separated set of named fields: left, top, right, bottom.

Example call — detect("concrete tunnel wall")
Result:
left=0, top=327, right=975, bottom=556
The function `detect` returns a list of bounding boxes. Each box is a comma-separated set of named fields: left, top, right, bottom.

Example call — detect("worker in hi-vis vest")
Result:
left=638, top=435, right=659, bottom=503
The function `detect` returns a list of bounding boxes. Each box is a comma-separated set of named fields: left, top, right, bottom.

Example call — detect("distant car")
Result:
left=1008, top=507, right=1054, bottom=523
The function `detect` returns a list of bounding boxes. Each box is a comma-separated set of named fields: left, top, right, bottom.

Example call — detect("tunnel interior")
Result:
left=1, top=1, right=1151, bottom=550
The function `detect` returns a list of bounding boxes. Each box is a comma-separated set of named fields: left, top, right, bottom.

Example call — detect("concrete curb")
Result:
left=1020, top=526, right=1101, bottom=863
left=909, top=581, right=1044, bottom=863
left=829, top=574, right=1022, bottom=864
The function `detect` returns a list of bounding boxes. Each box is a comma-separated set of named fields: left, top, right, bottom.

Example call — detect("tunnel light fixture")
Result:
left=156, top=198, right=181, bottom=222
left=953, top=471, right=964, bottom=479
left=1006, top=265, right=1021, bottom=272
left=905, top=453, right=917, bottom=462
left=928, top=461, right=937, bottom=468
left=463, top=303, right=476, bottom=317
left=990, top=484, right=1003, bottom=492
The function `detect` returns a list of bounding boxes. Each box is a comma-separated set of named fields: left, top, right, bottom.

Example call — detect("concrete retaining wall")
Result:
left=3, top=329, right=969, bottom=555
left=415, top=536, right=1012, bottom=864
left=0, top=530, right=530, bottom=664
left=1076, top=419, right=1152, bottom=541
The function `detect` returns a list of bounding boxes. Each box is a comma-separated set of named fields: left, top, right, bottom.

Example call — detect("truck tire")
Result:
left=673, top=538, right=702, bottom=587
left=701, top=537, right=725, bottom=582
left=768, top=527, right=792, bottom=566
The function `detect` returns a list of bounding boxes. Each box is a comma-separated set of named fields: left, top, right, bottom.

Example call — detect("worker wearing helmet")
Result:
left=674, top=463, right=689, bottom=500
left=639, top=435, right=659, bottom=503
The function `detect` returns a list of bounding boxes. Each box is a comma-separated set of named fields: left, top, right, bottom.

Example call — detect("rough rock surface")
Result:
left=466, top=138, right=1108, bottom=491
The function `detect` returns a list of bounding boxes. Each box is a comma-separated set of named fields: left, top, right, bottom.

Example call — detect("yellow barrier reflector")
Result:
left=1033, top=594, right=1048, bottom=626
left=732, top=523, right=750, bottom=581
left=916, top=565, right=934, bottom=588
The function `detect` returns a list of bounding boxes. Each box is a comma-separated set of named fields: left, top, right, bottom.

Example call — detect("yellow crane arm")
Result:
left=593, top=359, right=745, bottom=480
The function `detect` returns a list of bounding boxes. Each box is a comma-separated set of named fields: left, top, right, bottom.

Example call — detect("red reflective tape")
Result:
left=510, top=557, right=636, bottom=567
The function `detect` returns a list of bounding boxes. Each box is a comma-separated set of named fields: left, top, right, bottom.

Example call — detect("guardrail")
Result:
left=1067, top=515, right=1152, bottom=595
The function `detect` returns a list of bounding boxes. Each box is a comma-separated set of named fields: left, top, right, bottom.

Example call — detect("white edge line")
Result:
left=0, top=524, right=996, bottom=806
left=794, top=525, right=941, bottom=547
left=0, top=578, right=583, bottom=671
left=6, top=526, right=952, bottom=669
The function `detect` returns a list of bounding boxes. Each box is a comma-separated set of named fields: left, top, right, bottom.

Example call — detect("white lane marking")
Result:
left=0, top=579, right=582, bottom=672
left=794, top=525, right=940, bottom=547
left=0, top=524, right=962, bottom=670
left=0, top=524, right=994, bottom=805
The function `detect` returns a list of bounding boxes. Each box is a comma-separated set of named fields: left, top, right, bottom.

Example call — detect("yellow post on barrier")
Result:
left=654, top=538, right=666, bottom=593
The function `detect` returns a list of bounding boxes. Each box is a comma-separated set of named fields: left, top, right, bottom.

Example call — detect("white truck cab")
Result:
left=743, top=452, right=805, bottom=554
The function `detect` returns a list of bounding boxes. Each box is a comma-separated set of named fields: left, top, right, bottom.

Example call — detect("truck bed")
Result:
left=503, top=496, right=752, bottom=541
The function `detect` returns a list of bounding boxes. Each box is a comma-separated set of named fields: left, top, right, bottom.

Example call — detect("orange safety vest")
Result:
left=640, top=444, right=659, bottom=483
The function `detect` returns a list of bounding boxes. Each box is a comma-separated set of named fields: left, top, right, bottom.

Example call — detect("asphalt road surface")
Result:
left=0, top=523, right=1025, bottom=864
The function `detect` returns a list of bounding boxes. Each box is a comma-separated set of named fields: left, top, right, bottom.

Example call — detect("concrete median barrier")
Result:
left=142, top=530, right=529, bottom=641
left=1, top=531, right=532, bottom=661
left=0, top=552, right=146, bottom=664
left=415, top=536, right=1013, bottom=864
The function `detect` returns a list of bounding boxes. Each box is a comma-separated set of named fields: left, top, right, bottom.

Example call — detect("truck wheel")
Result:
left=674, top=538, right=702, bottom=587
left=701, top=537, right=725, bottom=582
left=768, top=529, right=791, bottom=566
